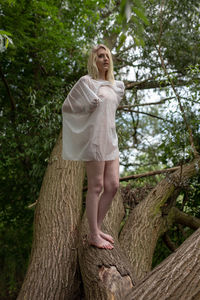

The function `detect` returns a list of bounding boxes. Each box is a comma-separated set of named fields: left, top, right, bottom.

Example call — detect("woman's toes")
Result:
left=99, top=231, right=114, bottom=244
left=88, top=234, right=114, bottom=250
left=102, top=241, right=114, bottom=250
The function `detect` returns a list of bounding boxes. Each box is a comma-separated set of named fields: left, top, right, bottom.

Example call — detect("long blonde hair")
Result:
left=87, top=44, right=115, bottom=84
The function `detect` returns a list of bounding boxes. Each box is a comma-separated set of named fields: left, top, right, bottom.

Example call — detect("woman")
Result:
left=62, top=44, right=125, bottom=250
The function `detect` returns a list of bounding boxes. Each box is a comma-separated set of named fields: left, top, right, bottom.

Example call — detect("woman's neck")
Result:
left=98, top=71, right=107, bottom=80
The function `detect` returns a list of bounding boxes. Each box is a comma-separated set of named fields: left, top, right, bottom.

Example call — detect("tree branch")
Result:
left=83, top=167, right=180, bottom=191
left=119, top=166, right=179, bottom=182
left=125, top=78, right=191, bottom=90
left=126, top=227, right=200, bottom=299
left=0, top=64, right=16, bottom=115
left=162, top=232, right=177, bottom=252
left=118, top=97, right=175, bottom=109
left=118, top=108, right=170, bottom=122
left=116, top=43, right=135, bottom=56
left=119, top=157, right=200, bottom=280
left=173, top=207, right=200, bottom=230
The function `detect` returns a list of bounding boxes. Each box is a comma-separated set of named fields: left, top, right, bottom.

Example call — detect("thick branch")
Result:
left=173, top=207, right=200, bottom=230
left=119, top=157, right=200, bottom=281
left=126, top=227, right=200, bottom=300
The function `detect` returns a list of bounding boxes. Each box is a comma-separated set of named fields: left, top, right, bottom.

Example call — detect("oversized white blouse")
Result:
left=62, top=75, right=125, bottom=161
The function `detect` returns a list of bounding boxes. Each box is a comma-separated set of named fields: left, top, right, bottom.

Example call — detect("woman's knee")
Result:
left=88, top=180, right=103, bottom=195
left=104, top=180, right=119, bottom=196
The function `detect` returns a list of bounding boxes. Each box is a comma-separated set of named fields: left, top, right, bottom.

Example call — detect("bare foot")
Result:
left=88, top=234, right=114, bottom=250
left=99, top=231, right=114, bottom=244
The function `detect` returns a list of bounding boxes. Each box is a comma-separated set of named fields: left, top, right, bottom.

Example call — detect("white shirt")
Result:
left=62, top=75, right=125, bottom=161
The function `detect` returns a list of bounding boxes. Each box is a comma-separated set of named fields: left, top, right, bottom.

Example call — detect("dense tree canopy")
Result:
left=0, top=0, right=199, bottom=298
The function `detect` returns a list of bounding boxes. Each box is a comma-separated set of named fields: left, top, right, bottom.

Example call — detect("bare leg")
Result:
left=97, top=158, right=119, bottom=243
left=85, top=161, right=113, bottom=250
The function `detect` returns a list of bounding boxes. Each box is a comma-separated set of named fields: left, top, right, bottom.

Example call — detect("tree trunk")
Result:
left=77, top=158, right=200, bottom=299
left=17, top=132, right=85, bottom=300
left=18, top=131, right=200, bottom=300
left=78, top=190, right=136, bottom=300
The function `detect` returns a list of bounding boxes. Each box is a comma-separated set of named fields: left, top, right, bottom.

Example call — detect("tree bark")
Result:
left=78, top=190, right=136, bottom=300
left=126, top=227, right=200, bottom=300
left=119, top=157, right=200, bottom=281
left=78, top=158, right=200, bottom=299
left=18, top=133, right=200, bottom=300
left=171, top=206, right=200, bottom=229
left=17, top=132, right=85, bottom=300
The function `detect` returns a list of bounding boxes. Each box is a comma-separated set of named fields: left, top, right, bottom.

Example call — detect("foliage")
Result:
left=0, top=0, right=199, bottom=298
left=0, top=0, right=148, bottom=298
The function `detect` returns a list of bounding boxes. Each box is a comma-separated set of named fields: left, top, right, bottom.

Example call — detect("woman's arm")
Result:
left=62, top=76, right=100, bottom=114
left=115, top=81, right=125, bottom=105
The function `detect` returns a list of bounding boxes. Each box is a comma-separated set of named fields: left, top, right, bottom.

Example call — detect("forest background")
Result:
left=0, top=0, right=200, bottom=299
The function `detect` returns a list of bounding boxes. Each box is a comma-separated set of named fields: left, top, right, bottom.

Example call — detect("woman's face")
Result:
left=96, top=47, right=110, bottom=74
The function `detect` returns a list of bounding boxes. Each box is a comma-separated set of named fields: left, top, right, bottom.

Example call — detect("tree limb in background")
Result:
left=118, top=108, right=170, bottom=122
left=118, top=96, right=175, bottom=108
left=83, top=166, right=180, bottom=191
left=119, top=166, right=179, bottom=182
left=162, top=232, right=178, bottom=252
left=0, top=64, right=16, bottom=114
left=125, top=78, right=192, bottom=90
left=172, top=207, right=200, bottom=230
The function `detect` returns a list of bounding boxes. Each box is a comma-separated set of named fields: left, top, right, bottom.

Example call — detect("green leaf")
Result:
left=0, top=30, right=12, bottom=36
left=132, top=7, right=149, bottom=25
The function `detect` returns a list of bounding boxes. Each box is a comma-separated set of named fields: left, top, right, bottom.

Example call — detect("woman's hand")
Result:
left=89, top=99, right=99, bottom=112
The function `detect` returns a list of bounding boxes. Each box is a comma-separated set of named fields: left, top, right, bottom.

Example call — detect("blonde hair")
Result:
left=87, top=44, right=115, bottom=84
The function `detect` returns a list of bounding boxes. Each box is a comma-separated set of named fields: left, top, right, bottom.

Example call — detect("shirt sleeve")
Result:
left=115, top=81, right=125, bottom=104
left=62, top=76, right=100, bottom=114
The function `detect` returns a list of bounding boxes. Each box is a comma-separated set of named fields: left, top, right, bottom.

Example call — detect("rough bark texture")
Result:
left=78, top=191, right=136, bottom=300
left=17, top=132, right=85, bottom=300
left=18, top=132, right=200, bottom=300
left=119, top=157, right=200, bottom=281
left=127, top=227, right=200, bottom=300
